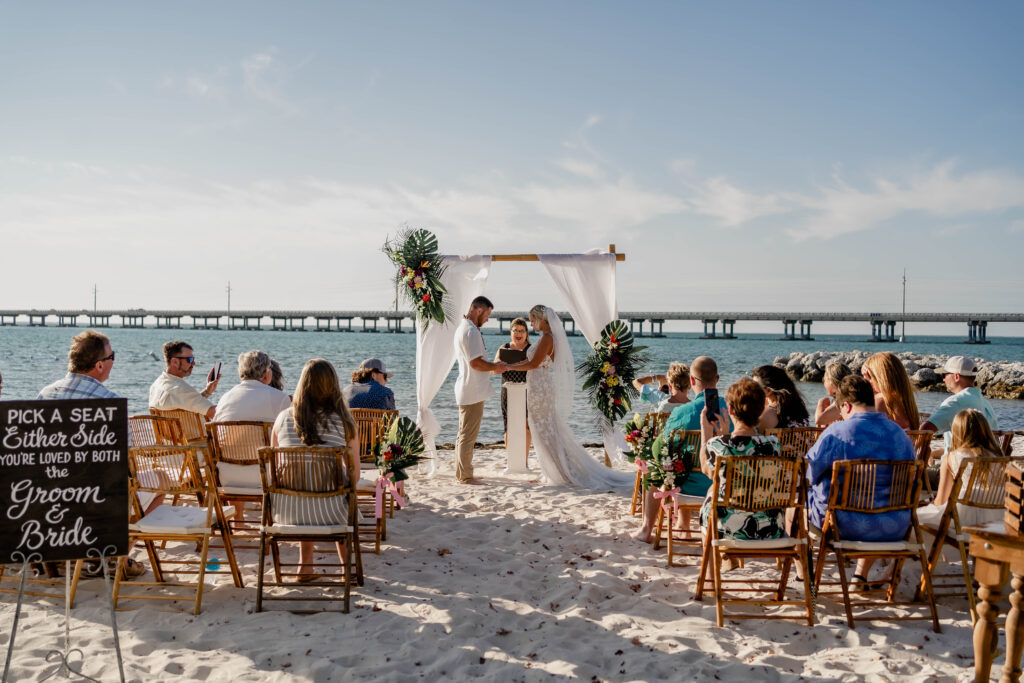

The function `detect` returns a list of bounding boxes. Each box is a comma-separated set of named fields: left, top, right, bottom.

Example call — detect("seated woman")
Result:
left=918, top=408, right=1007, bottom=530
left=861, top=352, right=919, bottom=429
left=632, top=362, right=691, bottom=414
left=699, top=378, right=786, bottom=541
left=815, top=362, right=851, bottom=427
left=492, top=317, right=532, bottom=458
left=752, top=365, right=810, bottom=431
left=271, top=359, right=361, bottom=582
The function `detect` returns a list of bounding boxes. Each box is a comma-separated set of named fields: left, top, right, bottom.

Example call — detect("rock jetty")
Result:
left=772, top=350, right=1024, bottom=400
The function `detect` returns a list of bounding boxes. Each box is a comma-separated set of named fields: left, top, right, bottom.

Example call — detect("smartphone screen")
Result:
left=704, top=388, right=719, bottom=422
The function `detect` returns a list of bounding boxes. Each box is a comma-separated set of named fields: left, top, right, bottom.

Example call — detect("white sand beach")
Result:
left=5, top=442, right=1021, bottom=682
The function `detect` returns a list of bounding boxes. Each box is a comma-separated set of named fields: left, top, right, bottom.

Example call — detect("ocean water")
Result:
left=2, top=326, right=1022, bottom=443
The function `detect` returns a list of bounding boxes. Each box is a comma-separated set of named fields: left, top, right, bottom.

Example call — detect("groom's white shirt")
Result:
left=454, top=317, right=492, bottom=405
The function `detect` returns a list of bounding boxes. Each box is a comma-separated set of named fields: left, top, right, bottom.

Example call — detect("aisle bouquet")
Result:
left=578, top=320, right=649, bottom=423
left=373, top=415, right=428, bottom=482
left=382, top=228, right=450, bottom=329
left=622, top=413, right=656, bottom=464
left=640, top=434, right=698, bottom=491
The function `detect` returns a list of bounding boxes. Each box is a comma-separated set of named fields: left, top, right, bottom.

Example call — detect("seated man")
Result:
left=37, top=330, right=145, bottom=579
left=805, top=374, right=916, bottom=583
left=342, top=358, right=396, bottom=411
left=921, top=356, right=999, bottom=455
left=215, top=350, right=291, bottom=423
left=149, top=340, right=220, bottom=421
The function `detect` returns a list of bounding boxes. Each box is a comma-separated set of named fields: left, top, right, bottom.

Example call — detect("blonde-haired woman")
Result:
left=918, top=409, right=1007, bottom=529
left=271, top=358, right=360, bottom=581
left=861, top=352, right=919, bottom=429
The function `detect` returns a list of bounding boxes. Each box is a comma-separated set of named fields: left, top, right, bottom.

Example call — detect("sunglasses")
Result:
left=101, top=351, right=116, bottom=362
left=173, top=356, right=196, bottom=364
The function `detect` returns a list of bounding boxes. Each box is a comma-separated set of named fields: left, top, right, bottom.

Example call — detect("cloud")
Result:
left=516, top=178, right=687, bottom=232
left=1007, top=219, right=1024, bottom=233
left=241, top=47, right=298, bottom=114
left=688, top=176, right=787, bottom=227
left=553, top=158, right=603, bottom=181
left=786, top=161, right=1024, bottom=241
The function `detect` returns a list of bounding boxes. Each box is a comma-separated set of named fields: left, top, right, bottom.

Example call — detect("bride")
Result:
left=513, top=305, right=634, bottom=489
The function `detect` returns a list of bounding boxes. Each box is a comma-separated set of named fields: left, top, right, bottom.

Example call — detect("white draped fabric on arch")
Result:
left=414, top=248, right=631, bottom=475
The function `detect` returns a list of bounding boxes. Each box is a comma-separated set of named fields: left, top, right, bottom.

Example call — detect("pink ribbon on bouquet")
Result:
left=652, top=486, right=681, bottom=518
left=635, top=459, right=649, bottom=475
left=374, top=472, right=407, bottom=519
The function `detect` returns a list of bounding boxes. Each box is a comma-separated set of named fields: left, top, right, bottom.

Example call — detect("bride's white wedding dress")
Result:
left=526, top=307, right=634, bottom=489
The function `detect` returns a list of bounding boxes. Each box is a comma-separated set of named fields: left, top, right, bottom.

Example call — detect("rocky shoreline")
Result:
left=773, top=351, right=1024, bottom=400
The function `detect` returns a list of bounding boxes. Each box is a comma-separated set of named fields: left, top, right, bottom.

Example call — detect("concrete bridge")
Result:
left=1, top=309, right=1021, bottom=344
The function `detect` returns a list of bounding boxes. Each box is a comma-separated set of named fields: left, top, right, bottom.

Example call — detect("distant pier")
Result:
left=1, top=309, right=1020, bottom=344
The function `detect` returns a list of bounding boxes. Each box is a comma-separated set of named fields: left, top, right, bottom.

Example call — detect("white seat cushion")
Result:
left=263, top=523, right=353, bottom=535
left=356, top=471, right=381, bottom=492
left=220, top=485, right=263, bottom=496
left=676, top=494, right=704, bottom=506
left=713, top=537, right=806, bottom=549
left=131, top=506, right=215, bottom=534
left=217, top=462, right=263, bottom=490
left=833, top=540, right=923, bottom=552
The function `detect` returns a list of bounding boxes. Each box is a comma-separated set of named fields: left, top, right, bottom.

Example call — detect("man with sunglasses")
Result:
left=36, top=330, right=147, bottom=579
left=37, top=330, right=120, bottom=400
left=149, top=340, right=220, bottom=420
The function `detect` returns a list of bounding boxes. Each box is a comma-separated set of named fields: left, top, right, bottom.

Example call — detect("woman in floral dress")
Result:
left=698, top=377, right=787, bottom=540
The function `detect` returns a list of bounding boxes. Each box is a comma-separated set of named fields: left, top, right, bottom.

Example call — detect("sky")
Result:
left=1, top=1, right=1022, bottom=335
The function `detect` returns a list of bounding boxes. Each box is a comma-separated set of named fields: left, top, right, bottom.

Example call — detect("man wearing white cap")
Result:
left=921, top=356, right=999, bottom=454
left=343, top=358, right=396, bottom=411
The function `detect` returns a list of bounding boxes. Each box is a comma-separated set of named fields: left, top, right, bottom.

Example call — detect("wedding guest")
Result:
left=215, top=350, right=291, bottom=423
left=149, top=340, right=221, bottom=421
left=918, top=409, right=1006, bottom=530
left=37, top=330, right=146, bottom=579
left=861, top=352, right=920, bottom=429
left=492, top=318, right=531, bottom=456
left=635, top=356, right=725, bottom=543
left=920, top=356, right=999, bottom=456
left=271, top=359, right=360, bottom=582
left=342, top=358, right=396, bottom=411
left=815, top=362, right=852, bottom=427
left=804, top=375, right=916, bottom=585
left=698, top=378, right=786, bottom=543
left=751, top=365, right=810, bottom=430
left=632, top=362, right=691, bottom=414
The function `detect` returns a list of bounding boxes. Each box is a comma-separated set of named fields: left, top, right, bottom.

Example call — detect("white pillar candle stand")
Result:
left=503, top=383, right=530, bottom=474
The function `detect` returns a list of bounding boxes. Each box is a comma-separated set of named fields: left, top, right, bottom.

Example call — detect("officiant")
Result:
left=493, top=317, right=532, bottom=459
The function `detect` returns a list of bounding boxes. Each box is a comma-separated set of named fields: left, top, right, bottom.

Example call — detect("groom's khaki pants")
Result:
left=455, top=401, right=485, bottom=482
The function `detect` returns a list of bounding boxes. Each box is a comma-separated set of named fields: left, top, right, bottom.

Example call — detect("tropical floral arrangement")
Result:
left=373, top=416, right=428, bottom=482
left=622, top=413, right=657, bottom=464
left=578, top=320, right=648, bottom=423
left=641, top=434, right=699, bottom=491
left=382, top=228, right=450, bottom=329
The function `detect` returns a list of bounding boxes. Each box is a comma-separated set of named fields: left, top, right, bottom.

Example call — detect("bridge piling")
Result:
left=700, top=319, right=718, bottom=339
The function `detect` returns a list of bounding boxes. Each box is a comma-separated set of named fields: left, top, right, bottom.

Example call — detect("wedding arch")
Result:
left=413, top=245, right=628, bottom=472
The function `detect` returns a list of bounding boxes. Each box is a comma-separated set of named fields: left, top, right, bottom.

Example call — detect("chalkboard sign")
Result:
left=0, top=398, right=129, bottom=563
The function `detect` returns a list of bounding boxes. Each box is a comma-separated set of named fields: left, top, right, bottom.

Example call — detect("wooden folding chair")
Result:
left=113, top=444, right=243, bottom=614
left=916, top=456, right=1023, bottom=621
left=768, top=427, right=823, bottom=459
left=150, top=407, right=209, bottom=448
left=0, top=561, right=86, bottom=607
left=694, top=455, right=814, bottom=626
left=629, top=412, right=672, bottom=518
left=350, top=408, right=397, bottom=553
left=812, top=459, right=941, bottom=632
left=256, top=446, right=361, bottom=613
left=129, top=414, right=187, bottom=447
left=651, top=429, right=704, bottom=566
left=994, top=431, right=1016, bottom=456
left=205, top=421, right=273, bottom=550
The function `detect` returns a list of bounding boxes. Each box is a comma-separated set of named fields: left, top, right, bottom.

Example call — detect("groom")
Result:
left=454, top=296, right=506, bottom=484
